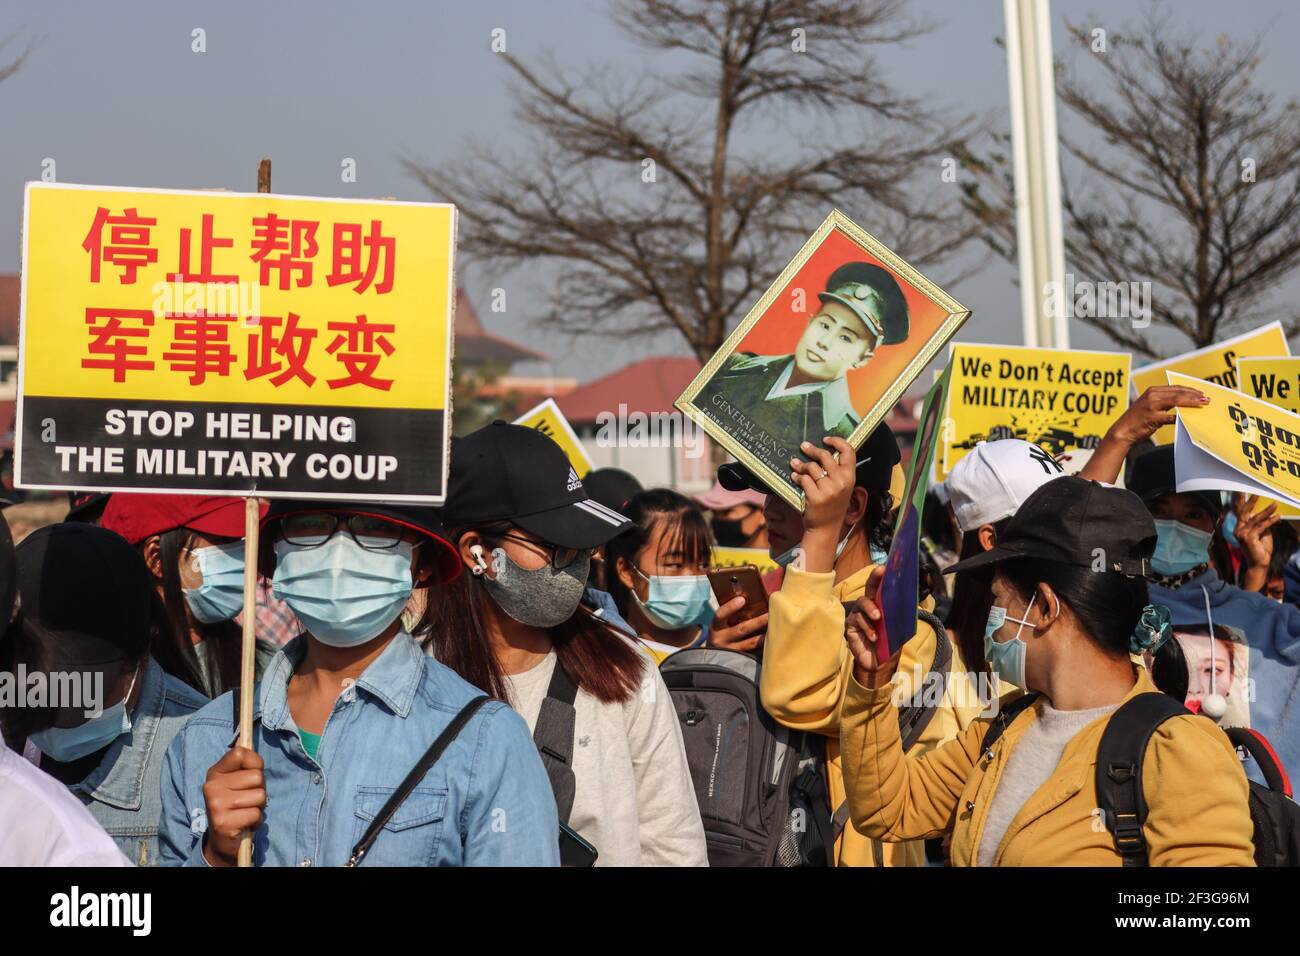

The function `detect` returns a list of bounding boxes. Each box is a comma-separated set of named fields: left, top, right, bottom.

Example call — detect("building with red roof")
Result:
left=555, top=356, right=716, bottom=493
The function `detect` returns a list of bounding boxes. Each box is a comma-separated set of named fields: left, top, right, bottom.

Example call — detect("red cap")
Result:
left=100, top=493, right=269, bottom=545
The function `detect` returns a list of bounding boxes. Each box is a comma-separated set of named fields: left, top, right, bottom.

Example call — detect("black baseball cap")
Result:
left=1125, top=445, right=1222, bottom=514
left=439, top=421, right=634, bottom=549
left=945, top=476, right=1156, bottom=577
left=717, top=422, right=901, bottom=496
left=583, top=468, right=644, bottom=512
left=262, top=499, right=462, bottom=582
left=66, top=491, right=112, bottom=524
left=15, top=523, right=152, bottom=664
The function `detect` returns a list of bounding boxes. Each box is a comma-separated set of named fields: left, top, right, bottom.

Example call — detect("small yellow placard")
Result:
left=1169, top=370, right=1300, bottom=509
left=1132, top=322, right=1289, bottom=445
left=513, top=398, right=593, bottom=478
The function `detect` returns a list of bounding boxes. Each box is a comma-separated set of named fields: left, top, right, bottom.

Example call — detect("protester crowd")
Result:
left=1, top=384, right=1298, bottom=867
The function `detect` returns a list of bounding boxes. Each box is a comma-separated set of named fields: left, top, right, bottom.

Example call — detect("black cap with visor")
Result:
left=944, top=476, right=1157, bottom=578
left=438, top=421, right=634, bottom=550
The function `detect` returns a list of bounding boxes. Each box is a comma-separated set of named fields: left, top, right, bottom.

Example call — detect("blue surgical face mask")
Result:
left=183, top=541, right=246, bottom=624
left=984, top=597, right=1038, bottom=690
left=1222, top=511, right=1239, bottom=549
left=634, top=569, right=713, bottom=630
left=30, top=663, right=140, bottom=762
left=272, top=534, right=415, bottom=647
left=1151, top=518, right=1213, bottom=575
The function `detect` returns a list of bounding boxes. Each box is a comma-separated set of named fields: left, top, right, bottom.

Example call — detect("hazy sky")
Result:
left=3, top=0, right=1298, bottom=383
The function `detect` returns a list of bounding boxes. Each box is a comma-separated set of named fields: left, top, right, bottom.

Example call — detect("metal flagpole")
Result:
left=1004, top=0, right=1068, bottom=348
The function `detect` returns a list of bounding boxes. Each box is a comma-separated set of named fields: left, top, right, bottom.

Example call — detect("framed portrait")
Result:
left=675, top=209, right=971, bottom=509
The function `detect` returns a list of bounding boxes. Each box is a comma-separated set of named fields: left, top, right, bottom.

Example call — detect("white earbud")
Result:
left=470, top=544, right=488, bottom=575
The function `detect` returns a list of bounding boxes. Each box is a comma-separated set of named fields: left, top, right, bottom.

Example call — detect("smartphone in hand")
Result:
left=707, top=565, right=769, bottom=622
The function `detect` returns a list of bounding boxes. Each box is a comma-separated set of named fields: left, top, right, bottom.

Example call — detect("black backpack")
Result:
left=980, top=691, right=1300, bottom=866
left=1222, top=726, right=1300, bottom=867
left=660, top=610, right=951, bottom=867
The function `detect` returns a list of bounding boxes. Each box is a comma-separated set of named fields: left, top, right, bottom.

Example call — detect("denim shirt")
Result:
left=583, top=587, right=637, bottom=637
left=67, top=656, right=208, bottom=866
left=158, top=632, right=559, bottom=867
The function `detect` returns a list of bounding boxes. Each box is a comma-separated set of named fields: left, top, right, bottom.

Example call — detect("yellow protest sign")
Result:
left=512, top=398, right=593, bottom=478
left=1168, top=371, right=1300, bottom=509
left=17, top=182, right=456, bottom=502
left=711, top=546, right=778, bottom=574
left=1234, top=356, right=1300, bottom=520
left=936, top=343, right=1130, bottom=482
left=1237, top=356, right=1300, bottom=414
left=1132, top=322, right=1289, bottom=445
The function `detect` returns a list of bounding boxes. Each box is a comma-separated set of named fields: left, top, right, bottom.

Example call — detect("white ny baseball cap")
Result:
left=947, top=439, right=1067, bottom=534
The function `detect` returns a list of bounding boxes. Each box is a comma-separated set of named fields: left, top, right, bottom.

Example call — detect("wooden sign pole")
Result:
left=236, top=157, right=273, bottom=868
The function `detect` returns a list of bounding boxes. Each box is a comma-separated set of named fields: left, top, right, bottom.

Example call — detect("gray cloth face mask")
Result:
left=480, top=546, right=590, bottom=628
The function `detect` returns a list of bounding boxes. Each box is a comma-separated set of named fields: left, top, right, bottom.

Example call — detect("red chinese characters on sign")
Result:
left=75, top=206, right=407, bottom=389
left=327, top=221, right=395, bottom=294
left=250, top=214, right=320, bottom=290
left=162, top=312, right=238, bottom=385
left=80, top=308, right=397, bottom=391
left=82, top=308, right=155, bottom=382
left=82, top=208, right=158, bottom=284
left=326, top=314, right=396, bottom=391
left=245, top=312, right=318, bottom=387
left=169, top=214, right=238, bottom=284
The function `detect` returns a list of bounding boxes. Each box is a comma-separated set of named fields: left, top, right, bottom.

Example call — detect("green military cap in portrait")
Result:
left=818, top=262, right=910, bottom=346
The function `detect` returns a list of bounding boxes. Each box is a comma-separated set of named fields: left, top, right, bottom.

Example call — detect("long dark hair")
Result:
left=604, top=488, right=712, bottom=623
left=1262, top=521, right=1299, bottom=591
left=421, top=523, right=645, bottom=705
left=922, top=488, right=957, bottom=556
left=865, top=489, right=895, bottom=555
left=149, top=529, right=236, bottom=698
left=997, top=557, right=1161, bottom=666
left=948, top=521, right=1008, bottom=674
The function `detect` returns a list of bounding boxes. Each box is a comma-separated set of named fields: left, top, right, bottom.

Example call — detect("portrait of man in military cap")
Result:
left=676, top=209, right=970, bottom=510
left=698, top=261, right=910, bottom=458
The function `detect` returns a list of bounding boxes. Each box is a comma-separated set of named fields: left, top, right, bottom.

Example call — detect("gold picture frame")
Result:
left=675, top=209, right=971, bottom=510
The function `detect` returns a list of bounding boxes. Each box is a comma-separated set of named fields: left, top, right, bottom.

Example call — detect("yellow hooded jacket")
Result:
left=759, top=564, right=992, bottom=866
left=839, top=665, right=1257, bottom=866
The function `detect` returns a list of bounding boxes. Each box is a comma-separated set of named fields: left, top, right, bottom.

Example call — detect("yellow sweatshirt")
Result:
left=759, top=565, right=989, bottom=866
left=840, top=665, right=1256, bottom=866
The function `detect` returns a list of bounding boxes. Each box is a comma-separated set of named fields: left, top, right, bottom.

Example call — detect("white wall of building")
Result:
left=574, top=424, right=715, bottom=494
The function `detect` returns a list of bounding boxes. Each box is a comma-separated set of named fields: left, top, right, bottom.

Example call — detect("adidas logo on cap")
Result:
left=566, top=467, right=583, bottom=493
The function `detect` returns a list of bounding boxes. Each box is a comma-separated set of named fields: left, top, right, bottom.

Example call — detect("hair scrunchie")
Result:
left=1130, top=603, right=1172, bottom=654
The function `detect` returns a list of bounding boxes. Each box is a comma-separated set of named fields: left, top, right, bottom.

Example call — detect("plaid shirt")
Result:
left=252, top=579, right=301, bottom=647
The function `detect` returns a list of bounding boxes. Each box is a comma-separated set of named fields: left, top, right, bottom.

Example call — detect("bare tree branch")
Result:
left=403, top=0, right=989, bottom=361
left=965, top=4, right=1300, bottom=357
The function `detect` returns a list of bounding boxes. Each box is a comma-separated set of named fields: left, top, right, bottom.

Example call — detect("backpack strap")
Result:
left=897, top=610, right=952, bottom=751
left=533, top=660, right=579, bottom=826
left=346, top=694, right=490, bottom=867
left=1223, top=726, right=1292, bottom=798
left=831, top=800, right=852, bottom=845
left=1094, top=692, right=1189, bottom=867
left=979, top=691, right=1041, bottom=756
